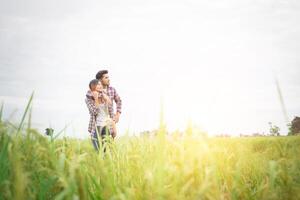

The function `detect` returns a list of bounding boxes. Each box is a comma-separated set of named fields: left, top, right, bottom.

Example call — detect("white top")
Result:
left=96, top=103, right=111, bottom=127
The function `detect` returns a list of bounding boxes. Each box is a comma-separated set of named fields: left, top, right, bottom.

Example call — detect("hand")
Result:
left=102, top=93, right=108, bottom=100
left=113, top=113, right=120, bottom=123
left=112, top=131, right=116, bottom=138
left=91, top=91, right=98, bottom=99
left=102, top=93, right=112, bottom=105
left=111, top=120, right=117, bottom=138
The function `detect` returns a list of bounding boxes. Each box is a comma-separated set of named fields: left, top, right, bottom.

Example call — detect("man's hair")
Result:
left=89, top=79, right=99, bottom=90
left=96, top=70, right=108, bottom=80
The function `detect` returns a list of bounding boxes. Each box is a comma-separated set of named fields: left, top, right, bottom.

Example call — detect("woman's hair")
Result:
left=89, top=79, right=99, bottom=90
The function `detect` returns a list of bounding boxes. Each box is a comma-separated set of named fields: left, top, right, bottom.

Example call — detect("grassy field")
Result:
left=1, top=119, right=300, bottom=200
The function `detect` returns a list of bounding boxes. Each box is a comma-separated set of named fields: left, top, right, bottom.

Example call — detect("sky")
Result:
left=0, top=0, right=299, bottom=138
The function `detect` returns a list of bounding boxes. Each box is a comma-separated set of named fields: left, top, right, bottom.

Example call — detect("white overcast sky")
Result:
left=0, top=0, right=299, bottom=138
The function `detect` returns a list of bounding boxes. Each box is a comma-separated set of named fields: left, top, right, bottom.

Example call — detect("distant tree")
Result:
left=268, top=122, right=280, bottom=136
left=45, top=128, right=54, bottom=137
left=288, top=116, right=300, bottom=135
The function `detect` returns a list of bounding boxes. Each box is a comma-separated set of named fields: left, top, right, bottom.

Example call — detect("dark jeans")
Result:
left=91, top=126, right=110, bottom=152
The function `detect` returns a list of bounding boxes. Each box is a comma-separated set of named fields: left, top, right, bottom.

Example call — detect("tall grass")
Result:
left=0, top=102, right=3, bottom=123
left=1, top=96, right=300, bottom=199
left=1, top=122, right=300, bottom=199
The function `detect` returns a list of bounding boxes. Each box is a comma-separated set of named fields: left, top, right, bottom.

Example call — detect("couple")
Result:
left=85, top=70, right=122, bottom=151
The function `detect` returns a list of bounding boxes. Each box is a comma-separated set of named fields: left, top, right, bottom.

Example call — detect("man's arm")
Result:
left=113, top=88, right=122, bottom=123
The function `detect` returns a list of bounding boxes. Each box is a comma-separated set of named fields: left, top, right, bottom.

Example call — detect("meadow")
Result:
left=1, top=94, right=300, bottom=200
left=1, top=120, right=300, bottom=200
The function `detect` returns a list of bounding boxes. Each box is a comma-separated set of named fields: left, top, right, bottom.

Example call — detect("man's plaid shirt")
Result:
left=85, top=86, right=122, bottom=134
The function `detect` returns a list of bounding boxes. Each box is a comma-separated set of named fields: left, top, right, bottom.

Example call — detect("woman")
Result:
left=85, top=79, right=116, bottom=151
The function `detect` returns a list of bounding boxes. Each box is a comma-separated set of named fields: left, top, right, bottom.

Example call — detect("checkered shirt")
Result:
left=85, top=86, right=122, bottom=134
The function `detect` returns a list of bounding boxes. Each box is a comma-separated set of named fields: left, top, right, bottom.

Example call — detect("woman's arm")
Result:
left=85, top=98, right=99, bottom=116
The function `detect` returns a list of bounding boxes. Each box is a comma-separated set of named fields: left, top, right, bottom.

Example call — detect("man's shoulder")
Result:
left=108, top=86, right=117, bottom=92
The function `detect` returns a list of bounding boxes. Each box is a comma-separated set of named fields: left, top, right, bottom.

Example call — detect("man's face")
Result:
left=101, top=74, right=110, bottom=86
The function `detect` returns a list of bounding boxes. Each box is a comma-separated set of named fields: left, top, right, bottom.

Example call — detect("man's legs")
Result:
left=99, top=126, right=110, bottom=153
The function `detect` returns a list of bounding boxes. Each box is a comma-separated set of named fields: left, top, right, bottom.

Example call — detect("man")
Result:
left=95, top=70, right=122, bottom=138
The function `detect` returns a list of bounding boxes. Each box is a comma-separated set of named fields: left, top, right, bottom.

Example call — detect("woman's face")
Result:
left=95, top=82, right=103, bottom=92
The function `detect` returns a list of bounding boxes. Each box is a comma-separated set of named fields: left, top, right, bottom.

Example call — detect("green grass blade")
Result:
left=27, top=107, right=32, bottom=131
left=53, top=123, right=71, bottom=140
left=0, top=102, right=3, bottom=123
left=17, top=92, right=34, bottom=134
left=274, top=76, right=289, bottom=123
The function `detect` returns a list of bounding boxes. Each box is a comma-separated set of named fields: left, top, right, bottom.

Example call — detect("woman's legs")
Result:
left=91, top=129, right=100, bottom=151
